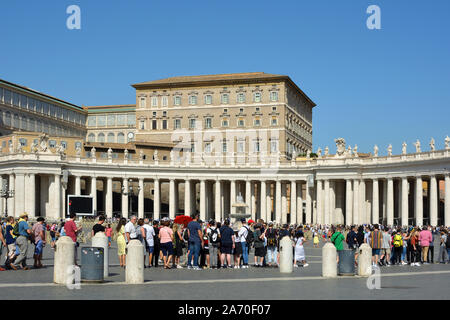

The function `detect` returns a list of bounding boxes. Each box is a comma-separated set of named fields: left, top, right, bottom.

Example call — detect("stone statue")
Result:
left=16, top=143, right=23, bottom=154
left=324, top=146, right=329, bottom=156
left=56, top=143, right=66, bottom=157
left=402, top=142, right=407, bottom=155
left=347, top=146, right=352, bottom=157
left=153, top=150, right=159, bottom=161
left=429, top=138, right=435, bottom=151
left=170, top=150, right=175, bottom=162
left=415, top=140, right=421, bottom=153
left=139, top=150, right=144, bottom=161
left=445, top=136, right=450, bottom=150
left=31, top=141, right=39, bottom=154
left=317, top=147, right=322, bottom=158
left=107, top=148, right=113, bottom=159
left=334, top=138, right=346, bottom=157
left=9, top=143, right=14, bottom=154
left=91, top=147, right=96, bottom=159
left=306, top=150, right=311, bottom=159
left=124, top=149, right=129, bottom=160
left=387, top=144, right=392, bottom=157
left=75, top=145, right=81, bottom=156
left=39, top=133, right=49, bottom=153
left=373, top=145, right=378, bottom=157
left=353, top=145, right=358, bottom=157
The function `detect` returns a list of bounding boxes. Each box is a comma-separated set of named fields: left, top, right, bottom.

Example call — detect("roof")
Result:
left=131, top=72, right=316, bottom=107
left=0, top=78, right=82, bottom=111
left=83, top=104, right=136, bottom=113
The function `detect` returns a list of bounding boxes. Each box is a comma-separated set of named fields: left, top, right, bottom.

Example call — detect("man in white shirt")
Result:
left=238, top=219, right=250, bottom=268
left=124, top=215, right=137, bottom=243
left=142, top=218, right=155, bottom=268
left=206, top=220, right=221, bottom=269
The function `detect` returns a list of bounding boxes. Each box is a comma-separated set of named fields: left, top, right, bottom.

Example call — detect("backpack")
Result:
left=393, top=234, right=403, bottom=247
left=267, top=229, right=277, bottom=247
left=245, top=226, right=254, bottom=245
left=183, top=228, right=189, bottom=241
left=12, top=223, right=20, bottom=237
left=209, top=228, right=220, bottom=244
left=446, top=235, right=450, bottom=249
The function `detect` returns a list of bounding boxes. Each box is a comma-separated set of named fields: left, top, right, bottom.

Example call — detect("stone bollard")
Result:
left=322, top=242, right=337, bottom=278
left=92, top=231, right=109, bottom=278
left=279, top=236, right=294, bottom=273
left=358, top=243, right=372, bottom=277
left=126, top=240, right=144, bottom=284
left=54, top=236, right=75, bottom=285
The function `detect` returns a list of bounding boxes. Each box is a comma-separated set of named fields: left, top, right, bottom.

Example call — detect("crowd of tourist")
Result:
left=1, top=211, right=450, bottom=271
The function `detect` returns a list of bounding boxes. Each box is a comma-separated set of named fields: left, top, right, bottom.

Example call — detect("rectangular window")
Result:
left=88, top=116, right=96, bottom=127
left=152, top=111, right=157, bottom=117
left=162, top=111, right=167, bottom=117
left=271, top=140, right=278, bottom=153
left=49, top=140, right=57, bottom=148
left=237, top=93, right=245, bottom=103
left=254, top=141, right=260, bottom=152
left=117, top=114, right=126, bottom=125
left=204, top=95, right=212, bottom=105
left=189, top=95, right=197, bottom=105
left=127, top=114, right=135, bottom=126
left=221, top=94, right=229, bottom=104
left=107, top=114, right=116, bottom=126
left=140, top=120, right=145, bottom=130
left=140, top=97, right=146, bottom=108
left=162, top=96, right=168, bottom=107
left=254, top=118, right=261, bottom=126
left=205, top=118, right=212, bottom=129
left=189, top=118, right=196, bottom=129
left=174, top=96, right=181, bottom=106
left=151, top=96, right=158, bottom=107
left=272, top=106, right=277, bottom=111
left=237, top=141, right=244, bottom=153
left=97, top=115, right=106, bottom=126
left=271, top=117, right=278, bottom=126
left=222, top=119, right=229, bottom=127
left=190, top=143, right=195, bottom=153
left=174, top=119, right=181, bottom=129
left=152, top=120, right=157, bottom=130
left=61, top=141, right=67, bottom=149
left=222, top=141, right=227, bottom=153
left=238, top=118, right=245, bottom=127
left=254, top=92, right=261, bottom=102
left=162, top=119, right=167, bottom=129
left=270, top=91, right=278, bottom=101
left=205, top=142, right=211, bottom=153
left=19, top=138, right=27, bottom=146
left=223, top=108, right=228, bottom=113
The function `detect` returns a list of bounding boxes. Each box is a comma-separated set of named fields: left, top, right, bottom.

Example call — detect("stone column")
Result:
left=353, top=179, right=359, bottom=225
left=281, top=181, right=287, bottom=224
left=345, top=179, right=353, bottom=226
left=387, top=178, right=394, bottom=226
left=153, top=178, right=160, bottom=220
left=290, top=180, right=297, bottom=225
left=275, top=180, right=282, bottom=224
left=105, top=177, right=113, bottom=219
left=429, top=175, right=438, bottom=227
left=200, top=179, right=206, bottom=221
left=138, top=178, right=144, bottom=219
left=91, top=177, right=97, bottom=214
left=8, top=174, right=15, bottom=217
left=415, top=176, right=423, bottom=227
left=316, top=180, right=323, bottom=225
left=260, top=180, right=267, bottom=222
left=296, top=181, right=303, bottom=225
left=184, top=179, right=191, bottom=217
left=330, top=181, right=337, bottom=224
left=401, top=177, right=409, bottom=227
left=27, top=173, right=36, bottom=218
left=306, top=183, right=312, bottom=224
left=245, top=180, right=252, bottom=218
left=169, top=179, right=176, bottom=219
left=75, top=176, right=81, bottom=196
left=445, top=174, right=450, bottom=227
left=14, top=173, right=25, bottom=217
left=359, top=180, right=366, bottom=225
left=54, top=174, right=61, bottom=219
left=251, top=182, right=256, bottom=220
left=372, top=179, right=379, bottom=225
left=324, top=180, right=330, bottom=225
left=122, top=178, right=129, bottom=219
left=266, top=182, right=272, bottom=222
left=215, top=179, right=221, bottom=222
left=230, top=180, right=236, bottom=215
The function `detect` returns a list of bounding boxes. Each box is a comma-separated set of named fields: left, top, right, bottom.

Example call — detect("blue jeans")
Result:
left=401, top=246, right=406, bottom=261
left=188, top=242, right=201, bottom=267
left=241, top=242, right=248, bottom=265
left=447, top=249, right=450, bottom=263
left=267, top=246, right=277, bottom=264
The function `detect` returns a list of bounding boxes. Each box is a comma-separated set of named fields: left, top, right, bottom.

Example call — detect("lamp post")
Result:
left=1, top=182, right=14, bottom=218
left=122, top=179, right=141, bottom=215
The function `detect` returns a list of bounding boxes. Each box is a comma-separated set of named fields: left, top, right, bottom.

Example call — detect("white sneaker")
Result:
left=234, top=265, right=240, bottom=269
left=177, top=265, right=183, bottom=269
left=294, top=264, right=299, bottom=268
left=303, top=263, right=309, bottom=267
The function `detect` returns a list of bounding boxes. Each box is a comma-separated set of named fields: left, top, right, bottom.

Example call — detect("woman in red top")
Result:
left=105, top=224, right=113, bottom=248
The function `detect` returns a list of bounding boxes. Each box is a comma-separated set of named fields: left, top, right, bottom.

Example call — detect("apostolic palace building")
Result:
left=0, top=72, right=449, bottom=227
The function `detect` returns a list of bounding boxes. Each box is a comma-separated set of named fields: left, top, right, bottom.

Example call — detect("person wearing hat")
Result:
left=238, top=218, right=250, bottom=268
left=11, top=213, right=31, bottom=270
left=31, top=217, right=46, bottom=268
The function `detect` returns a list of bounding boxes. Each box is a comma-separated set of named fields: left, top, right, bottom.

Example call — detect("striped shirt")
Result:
left=370, top=230, right=382, bottom=249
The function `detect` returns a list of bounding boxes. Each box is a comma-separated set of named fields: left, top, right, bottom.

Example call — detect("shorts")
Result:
left=255, top=247, right=265, bottom=257
left=372, top=248, right=381, bottom=256
left=34, top=240, right=44, bottom=255
left=147, top=246, right=154, bottom=254
left=160, top=242, right=173, bottom=257
left=234, top=242, right=243, bottom=255
left=221, top=243, right=232, bottom=254
left=381, top=248, right=391, bottom=255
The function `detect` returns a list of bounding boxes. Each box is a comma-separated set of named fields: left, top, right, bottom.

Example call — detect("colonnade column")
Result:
left=91, top=177, right=97, bottom=215
left=401, top=177, right=409, bottom=227
left=260, top=180, right=267, bottom=222
left=372, top=179, right=379, bottom=225
left=54, top=174, right=61, bottom=219
left=275, top=180, right=282, bottom=224
left=445, top=174, right=450, bottom=226
left=215, top=179, right=221, bottom=222
left=353, top=179, right=359, bottom=225
left=106, top=177, right=113, bottom=219
left=387, top=178, right=394, bottom=226
left=251, top=182, right=256, bottom=221
left=184, top=179, right=191, bottom=217
left=306, top=183, right=312, bottom=224
left=27, top=173, right=36, bottom=218
left=153, top=178, right=160, bottom=221
left=169, top=179, right=176, bottom=219
left=296, top=181, right=303, bottom=225
left=429, top=175, right=438, bottom=227
left=324, top=180, right=330, bottom=225
left=245, top=180, right=251, bottom=219
left=8, top=174, right=15, bottom=217
left=290, top=180, right=297, bottom=225
left=345, top=179, right=353, bottom=225
left=230, top=180, right=236, bottom=215
left=415, top=176, right=423, bottom=227
left=138, top=178, right=144, bottom=219
left=316, top=180, right=323, bottom=225
left=281, top=182, right=287, bottom=224
left=122, top=178, right=129, bottom=219
left=359, top=180, right=366, bottom=225
left=200, top=179, right=206, bottom=221
left=75, top=176, right=81, bottom=196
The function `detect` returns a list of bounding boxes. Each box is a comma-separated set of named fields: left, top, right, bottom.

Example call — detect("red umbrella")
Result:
left=174, top=215, right=193, bottom=227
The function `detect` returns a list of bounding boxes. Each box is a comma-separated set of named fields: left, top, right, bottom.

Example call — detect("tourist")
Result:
left=220, top=219, right=234, bottom=269
left=265, top=222, right=278, bottom=267
left=330, top=226, right=345, bottom=262
left=410, top=228, right=421, bottom=266
left=187, top=214, right=203, bottom=270
left=173, top=223, right=184, bottom=269
left=0, top=222, right=6, bottom=271
left=419, top=226, right=432, bottom=264
left=142, top=218, right=155, bottom=268
left=200, top=222, right=210, bottom=269
left=124, top=216, right=137, bottom=243
left=91, top=215, right=106, bottom=237
left=31, top=217, right=46, bottom=268
left=427, top=226, right=435, bottom=264
left=380, top=227, right=392, bottom=266
left=369, top=224, right=382, bottom=267
left=438, top=229, right=448, bottom=263
left=346, top=225, right=357, bottom=250
left=49, top=223, right=57, bottom=249
left=11, top=213, right=32, bottom=270
left=207, top=220, right=220, bottom=269
left=234, top=228, right=242, bottom=268
left=152, top=220, right=161, bottom=267
left=4, top=216, right=16, bottom=269
left=105, top=224, right=113, bottom=248
left=293, top=228, right=308, bottom=268
left=64, top=212, right=82, bottom=265
left=116, top=218, right=127, bottom=268
left=392, top=229, right=403, bottom=265
left=253, top=223, right=265, bottom=267
left=159, top=218, right=174, bottom=269
left=400, top=229, right=408, bottom=265
left=135, top=218, right=147, bottom=261
left=313, top=229, right=320, bottom=248
left=238, top=219, right=251, bottom=268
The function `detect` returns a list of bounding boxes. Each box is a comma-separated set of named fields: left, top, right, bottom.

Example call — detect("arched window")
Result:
left=88, top=133, right=95, bottom=142
left=97, top=133, right=105, bottom=143
left=107, top=132, right=115, bottom=143
left=117, top=132, right=125, bottom=144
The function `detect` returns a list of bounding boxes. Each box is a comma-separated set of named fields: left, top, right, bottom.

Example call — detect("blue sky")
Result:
left=1, top=0, right=449, bottom=155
